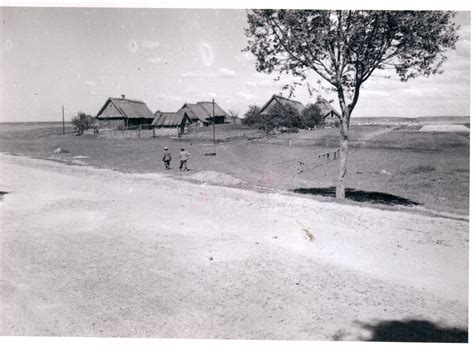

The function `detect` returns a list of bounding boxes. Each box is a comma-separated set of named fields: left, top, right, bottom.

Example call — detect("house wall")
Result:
left=214, top=116, right=226, bottom=124
left=191, top=119, right=208, bottom=127
left=97, top=118, right=153, bottom=129
left=324, top=112, right=340, bottom=127
left=97, top=118, right=125, bottom=129
left=190, top=117, right=224, bottom=126
left=99, top=102, right=122, bottom=118
left=127, top=118, right=154, bottom=127
left=99, top=129, right=155, bottom=138
left=229, top=117, right=243, bottom=125
left=154, top=128, right=179, bottom=137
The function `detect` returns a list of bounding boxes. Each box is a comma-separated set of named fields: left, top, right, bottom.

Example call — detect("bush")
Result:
left=72, top=112, right=95, bottom=135
left=242, top=105, right=262, bottom=127
left=301, top=103, right=325, bottom=129
left=243, top=103, right=302, bottom=133
left=265, top=103, right=302, bottom=131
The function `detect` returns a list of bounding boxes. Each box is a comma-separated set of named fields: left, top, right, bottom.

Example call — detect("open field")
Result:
left=0, top=120, right=469, bottom=216
left=0, top=154, right=468, bottom=340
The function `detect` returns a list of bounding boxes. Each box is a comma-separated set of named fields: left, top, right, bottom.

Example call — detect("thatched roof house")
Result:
left=178, top=101, right=229, bottom=126
left=260, top=94, right=341, bottom=127
left=313, top=98, right=341, bottom=126
left=260, top=95, right=306, bottom=115
left=314, top=98, right=341, bottom=119
left=152, top=111, right=192, bottom=134
left=96, top=95, right=155, bottom=129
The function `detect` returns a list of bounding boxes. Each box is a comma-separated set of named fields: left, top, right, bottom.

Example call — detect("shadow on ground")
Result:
left=0, top=191, right=8, bottom=201
left=292, top=187, right=419, bottom=206
left=350, top=319, right=468, bottom=342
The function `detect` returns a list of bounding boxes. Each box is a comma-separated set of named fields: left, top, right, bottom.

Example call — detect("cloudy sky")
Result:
left=0, top=6, right=470, bottom=122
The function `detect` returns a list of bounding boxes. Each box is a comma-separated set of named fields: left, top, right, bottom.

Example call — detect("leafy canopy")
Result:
left=245, top=10, right=459, bottom=114
left=265, top=103, right=301, bottom=130
left=243, top=105, right=262, bottom=127
left=301, top=103, right=327, bottom=129
left=71, top=112, right=95, bottom=135
left=243, top=103, right=302, bottom=132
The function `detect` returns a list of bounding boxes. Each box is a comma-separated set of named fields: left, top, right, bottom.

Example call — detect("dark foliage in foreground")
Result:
left=293, top=187, right=419, bottom=206
left=356, top=319, right=468, bottom=342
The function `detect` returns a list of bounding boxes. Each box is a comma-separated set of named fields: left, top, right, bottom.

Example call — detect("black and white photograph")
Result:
left=0, top=0, right=471, bottom=347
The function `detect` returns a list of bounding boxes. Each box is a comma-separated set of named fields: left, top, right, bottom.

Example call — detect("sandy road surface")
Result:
left=0, top=154, right=468, bottom=340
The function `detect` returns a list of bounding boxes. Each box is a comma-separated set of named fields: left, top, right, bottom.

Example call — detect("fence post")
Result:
left=212, top=99, right=216, bottom=144
left=62, top=106, right=65, bottom=134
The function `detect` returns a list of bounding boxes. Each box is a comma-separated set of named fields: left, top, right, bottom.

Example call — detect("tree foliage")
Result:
left=264, top=103, right=301, bottom=131
left=243, top=103, right=302, bottom=132
left=243, top=105, right=263, bottom=127
left=245, top=10, right=458, bottom=113
left=244, top=10, right=459, bottom=198
left=71, top=112, right=95, bottom=135
left=301, top=103, right=326, bottom=129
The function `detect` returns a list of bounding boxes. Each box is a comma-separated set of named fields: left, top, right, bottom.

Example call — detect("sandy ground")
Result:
left=0, top=154, right=468, bottom=340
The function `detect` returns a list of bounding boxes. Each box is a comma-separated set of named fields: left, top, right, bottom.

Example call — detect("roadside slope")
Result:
left=0, top=155, right=468, bottom=339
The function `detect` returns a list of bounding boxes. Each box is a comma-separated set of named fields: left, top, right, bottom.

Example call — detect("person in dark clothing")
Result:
left=162, top=147, right=172, bottom=169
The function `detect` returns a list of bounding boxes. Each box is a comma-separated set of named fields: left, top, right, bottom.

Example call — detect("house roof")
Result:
left=152, top=111, right=191, bottom=127
left=315, top=98, right=341, bottom=118
left=96, top=97, right=155, bottom=119
left=180, top=104, right=209, bottom=123
left=196, top=101, right=229, bottom=118
left=179, top=101, right=229, bottom=123
left=260, top=94, right=306, bottom=115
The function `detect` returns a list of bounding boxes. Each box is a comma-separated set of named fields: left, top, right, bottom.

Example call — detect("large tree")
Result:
left=245, top=10, right=459, bottom=198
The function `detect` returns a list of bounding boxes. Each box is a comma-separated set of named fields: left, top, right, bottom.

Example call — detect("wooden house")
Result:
left=260, top=94, right=341, bottom=127
left=96, top=95, right=155, bottom=129
left=313, top=97, right=341, bottom=127
left=177, top=101, right=230, bottom=127
left=259, top=95, right=306, bottom=116
left=152, top=110, right=192, bottom=135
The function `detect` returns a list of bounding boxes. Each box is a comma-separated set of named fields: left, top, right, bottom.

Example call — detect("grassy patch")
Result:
left=403, top=165, right=436, bottom=174
left=0, top=123, right=469, bottom=215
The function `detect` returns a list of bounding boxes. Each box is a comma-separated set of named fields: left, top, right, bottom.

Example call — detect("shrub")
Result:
left=243, top=103, right=302, bottom=133
left=301, top=103, right=326, bottom=129
left=264, top=103, right=302, bottom=131
left=71, top=112, right=95, bottom=135
left=242, top=105, right=262, bottom=127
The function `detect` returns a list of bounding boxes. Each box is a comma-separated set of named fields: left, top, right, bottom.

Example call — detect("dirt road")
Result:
left=0, top=154, right=468, bottom=340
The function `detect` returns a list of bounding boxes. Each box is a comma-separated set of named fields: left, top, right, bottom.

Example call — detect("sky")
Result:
left=0, top=5, right=470, bottom=122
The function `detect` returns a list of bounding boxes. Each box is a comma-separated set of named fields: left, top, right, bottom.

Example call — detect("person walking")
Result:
left=179, top=148, right=190, bottom=171
left=162, top=146, right=172, bottom=169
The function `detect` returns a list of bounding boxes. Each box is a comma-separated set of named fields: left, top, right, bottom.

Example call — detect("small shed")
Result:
left=96, top=95, right=155, bottom=129
left=152, top=110, right=192, bottom=135
left=178, top=101, right=230, bottom=126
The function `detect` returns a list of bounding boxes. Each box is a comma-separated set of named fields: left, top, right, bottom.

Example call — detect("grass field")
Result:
left=0, top=120, right=469, bottom=216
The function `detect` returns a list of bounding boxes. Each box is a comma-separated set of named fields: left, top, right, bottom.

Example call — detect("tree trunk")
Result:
left=336, top=110, right=350, bottom=199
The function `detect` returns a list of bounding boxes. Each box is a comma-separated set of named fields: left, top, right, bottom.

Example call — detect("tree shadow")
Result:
left=292, top=187, right=419, bottom=207
left=0, top=191, right=8, bottom=201
left=355, top=319, right=468, bottom=343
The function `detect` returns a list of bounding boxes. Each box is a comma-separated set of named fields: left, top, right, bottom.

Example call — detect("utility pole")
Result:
left=62, top=106, right=65, bottom=134
left=212, top=98, right=216, bottom=144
